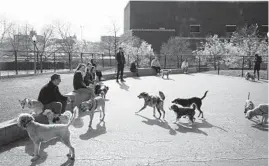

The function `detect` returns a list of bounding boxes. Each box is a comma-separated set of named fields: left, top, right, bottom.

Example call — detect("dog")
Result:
left=17, top=106, right=78, bottom=162
left=79, top=96, right=106, bottom=128
left=42, top=109, right=78, bottom=124
left=245, top=72, right=255, bottom=81
left=19, top=98, right=44, bottom=115
left=244, top=92, right=255, bottom=114
left=136, top=91, right=166, bottom=119
left=172, top=91, right=208, bottom=118
left=169, top=104, right=196, bottom=124
left=95, top=84, right=109, bottom=99
left=160, top=69, right=172, bottom=79
left=245, top=104, right=268, bottom=125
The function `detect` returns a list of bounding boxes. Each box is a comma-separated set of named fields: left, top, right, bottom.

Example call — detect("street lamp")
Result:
left=32, top=35, right=37, bottom=74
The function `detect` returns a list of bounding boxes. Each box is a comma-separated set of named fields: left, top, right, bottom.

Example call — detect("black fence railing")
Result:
left=0, top=50, right=267, bottom=79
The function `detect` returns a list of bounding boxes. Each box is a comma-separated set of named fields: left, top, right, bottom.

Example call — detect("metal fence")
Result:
left=0, top=50, right=267, bottom=79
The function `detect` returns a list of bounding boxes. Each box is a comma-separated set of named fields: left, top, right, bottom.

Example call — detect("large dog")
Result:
left=95, top=84, right=109, bottom=99
left=171, top=91, right=208, bottom=118
left=19, top=98, right=44, bottom=114
left=136, top=91, right=166, bottom=119
left=42, top=109, right=78, bottom=124
left=245, top=104, right=268, bottom=125
left=79, top=96, right=106, bottom=128
left=17, top=107, right=78, bottom=162
left=169, top=104, right=196, bottom=124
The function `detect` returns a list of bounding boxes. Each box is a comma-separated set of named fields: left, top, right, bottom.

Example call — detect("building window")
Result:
left=226, top=25, right=237, bottom=32
left=190, top=25, right=200, bottom=33
left=261, top=25, right=268, bottom=33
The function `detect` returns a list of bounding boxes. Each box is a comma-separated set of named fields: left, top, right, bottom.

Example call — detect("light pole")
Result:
left=32, top=35, right=37, bottom=74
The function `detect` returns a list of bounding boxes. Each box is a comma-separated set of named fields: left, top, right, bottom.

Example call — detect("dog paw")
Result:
left=31, top=155, right=40, bottom=162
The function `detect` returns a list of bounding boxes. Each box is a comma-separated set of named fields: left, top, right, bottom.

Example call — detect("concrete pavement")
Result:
left=0, top=73, right=268, bottom=166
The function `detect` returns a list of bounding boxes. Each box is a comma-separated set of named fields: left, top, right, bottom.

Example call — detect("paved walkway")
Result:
left=0, top=73, right=268, bottom=166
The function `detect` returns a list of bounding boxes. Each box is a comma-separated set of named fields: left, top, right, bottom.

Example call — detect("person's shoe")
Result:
left=116, top=80, right=119, bottom=83
left=121, top=79, right=126, bottom=82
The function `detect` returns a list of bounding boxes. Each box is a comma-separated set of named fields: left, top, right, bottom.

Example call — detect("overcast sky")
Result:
left=0, top=0, right=266, bottom=42
left=0, top=0, right=130, bottom=42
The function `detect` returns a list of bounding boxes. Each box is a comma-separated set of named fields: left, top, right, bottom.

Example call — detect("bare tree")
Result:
left=0, top=19, right=13, bottom=50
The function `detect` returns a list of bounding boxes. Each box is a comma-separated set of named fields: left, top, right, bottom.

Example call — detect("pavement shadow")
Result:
left=117, top=82, right=130, bottom=91
left=251, top=123, right=268, bottom=132
left=60, top=159, right=75, bottom=166
left=162, top=77, right=175, bottom=81
left=193, top=119, right=228, bottom=132
left=79, top=121, right=107, bottom=140
left=131, top=76, right=141, bottom=80
left=136, top=114, right=177, bottom=135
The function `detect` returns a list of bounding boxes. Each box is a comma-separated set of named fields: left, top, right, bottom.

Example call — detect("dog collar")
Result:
left=24, top=119, right=32, bottom=128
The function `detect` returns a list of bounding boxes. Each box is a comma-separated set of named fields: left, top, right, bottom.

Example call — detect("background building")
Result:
left=124, top=0, right=268, bottom=53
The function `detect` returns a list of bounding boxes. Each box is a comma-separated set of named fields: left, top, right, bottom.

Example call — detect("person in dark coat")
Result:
left=253, top=54, right=262, bottom=80
left=130, top=60, right=139, bottom=77
left=38, top=74, right=70, bottom=114
left=116, top=47, right=126, bottom=82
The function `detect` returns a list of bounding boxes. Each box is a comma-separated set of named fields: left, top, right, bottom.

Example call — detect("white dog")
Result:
left=79, top=96, right=106, bottom=128
left=245, top=104, right=268, bottom=125
left=244, top=92, right=255, bottom=114
left=160, top=69, right=172, bottom=79
left=42, top=109, right=78, bottom=124
left=19, top=98, right=44, bottom=115
left=17, top=107, right=78, bottom=162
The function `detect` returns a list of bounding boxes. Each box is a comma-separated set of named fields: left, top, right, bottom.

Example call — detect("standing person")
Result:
left=254, top=54, right=262, bottom=80
left=151, top=56, right=161, bottom=75
left=116, top=47, right=126, bottom=82
left=73, top=63, right=95, bottom=98
left=38, top=74, right=70, bottom=115
left=90, top=59, right=104, bottom=81
left=181, top=59, right=189, bottom=74
left=130, top=59, right=139, bottom=77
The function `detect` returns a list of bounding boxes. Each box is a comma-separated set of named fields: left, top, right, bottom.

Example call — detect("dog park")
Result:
left=0, top=70, right=267, bottom=166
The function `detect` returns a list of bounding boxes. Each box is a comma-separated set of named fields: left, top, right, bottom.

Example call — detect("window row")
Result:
left=189, top=25, right=268, bottom=33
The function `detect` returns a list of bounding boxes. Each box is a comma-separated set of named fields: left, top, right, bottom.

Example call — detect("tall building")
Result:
left=124, top=0, right=268, bottom=53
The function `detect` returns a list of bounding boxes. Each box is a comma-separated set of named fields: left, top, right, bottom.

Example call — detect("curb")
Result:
left=0, top=67, right=197, bottom=147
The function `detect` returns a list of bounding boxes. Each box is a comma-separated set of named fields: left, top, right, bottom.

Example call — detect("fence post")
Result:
left=136, top=54, right=139, bottom=67
left=92, top=53, right=94, bottom=59
left=102, top=54, right=104, bottom=67
left=164, top=54, right=167, bottom=69
left=241, top=56, right=245, bottom=77
left=69, top=52, right=72, bottom=71
left=217, top=60, right=220, bottom=75
left=80, top=53, right=83, bottom=63
left=177, top=55, right=179, bottom=68
left=109, top=54, right=112, bottom=66
left=15, top=51, right=18, bottom=75
left=54, top=52, right=56, bottom=72
left=40, top=52, right=43, bottom=73
left=198, top=56, right=200, bottom=72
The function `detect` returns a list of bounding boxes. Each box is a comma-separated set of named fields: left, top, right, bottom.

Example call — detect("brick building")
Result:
left=124, top=0, right=268, bottom=53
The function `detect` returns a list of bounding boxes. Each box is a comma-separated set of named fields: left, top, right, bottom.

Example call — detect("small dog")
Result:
left=245, top=72, right=255, bottom=81
left=42, top=109, right=78, bottom=124
left=19, top=98, right=44, bottom=115
left=136, top=91, right=166, bottom=119
left=160, top=69, right=172, bottom=79
left=245, top=104, right=268, bottom=125
left=17, top=107, right=78, bottom=162
left=79, top=96, right=106, bottom=128
left=169, top=104, right=196, bottom=124
left=244, top=92, right=255, bottom=114
left=172, top=91, right=208, bottom=118
left=95, top=84, right=109, bottom=99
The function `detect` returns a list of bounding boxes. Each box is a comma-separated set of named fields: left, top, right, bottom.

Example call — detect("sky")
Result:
left=0, top=0, right=130, bottom=42
left=0, top=0, right=267, bottom=42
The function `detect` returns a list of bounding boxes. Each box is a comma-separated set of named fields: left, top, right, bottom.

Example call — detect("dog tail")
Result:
left=201, top=91, right=208, bottom=100
left=248, top=92, right=250, bottom=100
left=159, top=91, right=165, bottom=100
left=67, top=106, right=79, bottom=127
